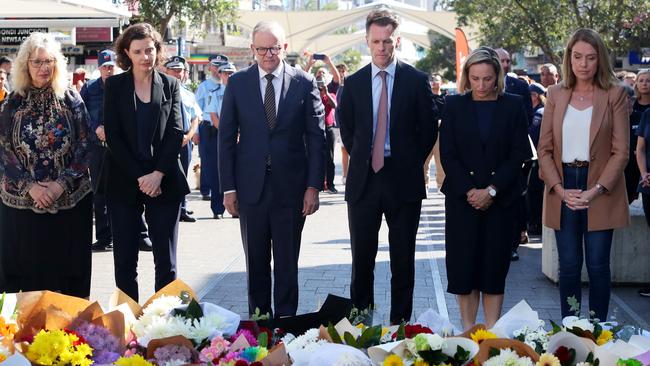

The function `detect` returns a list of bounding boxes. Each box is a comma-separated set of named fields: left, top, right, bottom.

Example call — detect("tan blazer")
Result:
left=537, top=84, right=630, bottom=231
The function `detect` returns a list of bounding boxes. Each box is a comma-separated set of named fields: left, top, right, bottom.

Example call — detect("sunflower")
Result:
left=383, top=354, right=404, bottom=366
left=536, top=353, right=561, bottom=366
left=470, top=329, right=497, bottom=344
left=596, top=329, right=613, bottom=346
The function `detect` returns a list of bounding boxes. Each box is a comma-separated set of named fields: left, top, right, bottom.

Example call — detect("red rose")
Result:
left=391, top=324, right=433, bottom=339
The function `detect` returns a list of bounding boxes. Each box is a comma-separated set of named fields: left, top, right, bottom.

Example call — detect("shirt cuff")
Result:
left=224, top=190, right=236, bottom=194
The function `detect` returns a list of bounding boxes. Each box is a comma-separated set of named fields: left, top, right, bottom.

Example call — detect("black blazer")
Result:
left=338, top=60, right=438, bottom=203
left=439, top=92, right=532, bottom=206
left=104, top=70, right=190, bottom=203
left=505, top=75, right=533, bottom=124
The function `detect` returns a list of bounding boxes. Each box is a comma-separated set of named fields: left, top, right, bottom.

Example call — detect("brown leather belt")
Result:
left=563, top=160, right=589, bottom=168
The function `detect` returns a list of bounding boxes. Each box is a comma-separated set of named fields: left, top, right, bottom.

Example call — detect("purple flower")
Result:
left=71, top=321, right=121, bottom=364
left=153, top=344, right=193, bottom=364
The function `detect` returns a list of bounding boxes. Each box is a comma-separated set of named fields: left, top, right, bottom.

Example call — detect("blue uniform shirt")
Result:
left=195, top=78, right=221, bottom=122
left=180, top=85, right=201, bottom=132
left=204, top=84, right=226, bottom=117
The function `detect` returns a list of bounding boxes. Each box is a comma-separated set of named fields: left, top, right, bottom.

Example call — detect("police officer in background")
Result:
left=204, top=62, right=236, bottom=219
left=194, top=54, right=229, bottom=201
left=164, top=56, right=201, bottom=222
left=81, top=50, right=153, bottom=252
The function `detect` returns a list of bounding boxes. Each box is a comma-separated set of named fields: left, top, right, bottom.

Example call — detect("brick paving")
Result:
left=90, top=148, right=650, bottom=331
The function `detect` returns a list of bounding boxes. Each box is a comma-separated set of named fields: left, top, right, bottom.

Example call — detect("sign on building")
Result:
left=0, top=28, right=48, bottom=44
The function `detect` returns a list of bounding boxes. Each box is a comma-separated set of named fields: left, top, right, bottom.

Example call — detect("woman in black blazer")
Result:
left=104, top=23, right=189, bottom=301
left=439, top=47, right=531, bottom=330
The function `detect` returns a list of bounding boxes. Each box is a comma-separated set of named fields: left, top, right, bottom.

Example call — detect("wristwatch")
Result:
left=595, top=183, right=606, bottom=195
left=488, top=186, right=497, bottom=198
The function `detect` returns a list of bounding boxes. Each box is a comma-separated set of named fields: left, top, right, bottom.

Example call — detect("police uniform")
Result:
left=194, top=54, right=228, bottom=199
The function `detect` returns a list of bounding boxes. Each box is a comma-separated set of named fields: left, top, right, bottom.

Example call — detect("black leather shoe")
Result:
left=328, top=187, right=339, bottom=194
left=180, top=213, right=196, bottom=222
left=92, top=241, right=113, bottom=252
left=639, top=288, right=650, bottom=297
left=139, top=238, right=153, bottom=252
left=213, top=214, right=223, bottom=219
left=186, top=210, right=194, bottom=215
left=511, top=250, right=519, bottom=261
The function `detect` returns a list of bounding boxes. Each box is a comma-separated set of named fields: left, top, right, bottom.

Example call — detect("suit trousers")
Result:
left=108, top=195, right=181, bottom=302
left=89, top=144, right=112, bottom=243
left=348, top=160, right=422, bottom=324
left=179, top=142, right=192, bottom=215
left=238, top=171, right=306, bottom=317
left=198, top=121, right=216, bottom=196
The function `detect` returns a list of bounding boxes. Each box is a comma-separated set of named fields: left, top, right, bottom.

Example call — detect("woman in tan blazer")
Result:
left=537, top=28, right=629, bottom=321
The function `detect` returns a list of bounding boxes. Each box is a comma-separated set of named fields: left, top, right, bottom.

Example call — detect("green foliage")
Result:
left=172, top=298, right=203, bottom=321
left=257, top=331, right=268, bottom=348
left=454, top=345, right=470, bottom=364
left=250, top=307, right=270, bottom=321
left=395, top=323, right=406, bottom=341
left=414, top=32, right=455, bottom=82
left=452, top=0, right=650, bottom=66
left=567, top=295, right=580, bottom=316
left=127, top=0, right=238, bottom=38
left=488, top=347, right=500, bottom=358
left=334, top=48, right=362, bottom=73
left=327, top=322, right=343, bottom=344
left=586, top=351, right=600, bottom=366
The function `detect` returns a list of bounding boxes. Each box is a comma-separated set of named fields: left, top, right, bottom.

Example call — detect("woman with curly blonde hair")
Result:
left=0, top=33, right=92, bottom=297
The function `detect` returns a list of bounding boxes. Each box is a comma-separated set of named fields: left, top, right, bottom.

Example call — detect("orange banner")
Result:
left=455, top=28, right=470, bottom=86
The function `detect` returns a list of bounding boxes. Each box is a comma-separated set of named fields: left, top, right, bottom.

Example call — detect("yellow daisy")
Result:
left=414, top=359, right=429, bottom=366
left=470, top=329, right=497, bottom=344
left=596, top=329, right=614, bottom=346
left=383, top=354, right=404, bottom=366
left=536, top=353, right=561, bottom=366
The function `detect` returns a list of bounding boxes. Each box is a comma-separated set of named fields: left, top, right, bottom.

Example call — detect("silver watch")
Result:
left=488, top=186, right=497, bottom=197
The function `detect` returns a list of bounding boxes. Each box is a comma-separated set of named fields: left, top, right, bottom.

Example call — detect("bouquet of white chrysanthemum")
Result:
left=513, top=320, right=550, bottom=354
left=482, top=348, right=535, bottom=366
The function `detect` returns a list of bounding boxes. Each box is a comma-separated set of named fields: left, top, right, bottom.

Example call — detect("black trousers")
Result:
left=325, top=126, right=336, bottom=189
left=348, top=161, right=422, bottom=324
left=238, top=172, right=305, bottom=317
left=179, top=141, right=192, bottom=215
left=108, top=195, right=181, bottom=302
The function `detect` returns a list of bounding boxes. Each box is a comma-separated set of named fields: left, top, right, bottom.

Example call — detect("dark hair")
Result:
left=0, top=56, right=11, bottom=65
left=365, top=9, right=399, bottom=33
left=114, top=23, right=165, bottom=70
left=336, top=63, right=348, bottom=71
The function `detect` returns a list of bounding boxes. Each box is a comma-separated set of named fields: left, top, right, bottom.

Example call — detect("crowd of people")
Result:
left=0, top=9, right=648, bottom=331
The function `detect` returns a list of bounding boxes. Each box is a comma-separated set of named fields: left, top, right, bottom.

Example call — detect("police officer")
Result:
left=81, top=50, right=153, bottom=251
left=194, top=54, right=228, bottom=202
left=164, top=56, right=201, bottom=222
left=204, top=62, right=236, bottom=219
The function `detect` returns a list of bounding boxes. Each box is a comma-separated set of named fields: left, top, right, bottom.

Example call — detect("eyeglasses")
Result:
left=29, top=59, right=56, bottom=68
left=254, top=46, right=282, bottom=56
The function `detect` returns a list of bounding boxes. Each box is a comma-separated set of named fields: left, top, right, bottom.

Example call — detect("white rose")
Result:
left=426, top=334, right=447, bottom=351
left=562, top=316, right=595, bottom=332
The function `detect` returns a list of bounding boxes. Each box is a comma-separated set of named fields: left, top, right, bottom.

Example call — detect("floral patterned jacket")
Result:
left=0, top=86, right=92, bottom=213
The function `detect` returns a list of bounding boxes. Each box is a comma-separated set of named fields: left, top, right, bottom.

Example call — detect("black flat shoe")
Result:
left=139, top=238, right=153, bottom=252
left=511, top=250, right=519, bottom=261
left=180, top=213, right=196, bottom=222
left=213, top=214, right=223, bottom=219
left=186, top=210, right=194, bottom=215
left=92, top=241, right=113, bottom=252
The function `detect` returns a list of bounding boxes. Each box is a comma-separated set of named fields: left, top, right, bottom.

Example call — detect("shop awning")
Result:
left=0, top=0, right=131, bottom=28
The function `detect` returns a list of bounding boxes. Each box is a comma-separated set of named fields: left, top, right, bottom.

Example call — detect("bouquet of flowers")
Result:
left=513, top=321, right=550, bottom=355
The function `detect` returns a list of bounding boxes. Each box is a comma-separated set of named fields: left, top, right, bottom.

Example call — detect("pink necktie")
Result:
left=372, top=70, right=388, bottom=173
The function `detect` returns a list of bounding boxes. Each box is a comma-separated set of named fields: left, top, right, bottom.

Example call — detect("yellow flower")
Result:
left=470, top=329, right=497, bottom=344
left=356, top=323, right=366, bottom=329
left=536, top=353, right=561, bottom=366
left=383, top=354, right=404, bottom=366
left=414, top=359, right=429, bottom=366
left=0, top=316, right=17, bottom=340
left=597, top=330, right=614, bottom=346
left=381, top=327, right=389, bottom=337
left=115, top=354, right=155, bottom=366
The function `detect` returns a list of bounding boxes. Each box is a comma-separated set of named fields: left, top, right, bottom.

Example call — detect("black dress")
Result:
left=0, top=87, right=93, bottom=297
left=440, top=93, right=531, bottom=295
left=625, top=101, right=650, bottom=202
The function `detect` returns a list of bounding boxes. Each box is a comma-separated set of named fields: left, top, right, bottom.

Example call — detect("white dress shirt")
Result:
left=562, top=105, right=592, bottom=163
left=258, top=61, right=284, bottom=113
left=371, top=58, right=397, bottom=156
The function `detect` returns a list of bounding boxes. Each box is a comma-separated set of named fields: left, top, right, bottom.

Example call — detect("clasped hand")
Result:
left=29, top=181, right=64, bottom=210
left=138, top=171, right=163, bottom=197
left=558, top=186, right=597, bottom=211
left=466, top=188, right=492, bottom=211
left=641, top=172, right=650, bottom=188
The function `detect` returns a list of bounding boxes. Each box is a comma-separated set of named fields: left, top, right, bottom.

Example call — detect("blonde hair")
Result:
left=560, top=28, right=617, bottom=90
left=13, top=32, right=68, bottom=98
left=634, top=69, right=650, bottom=98
left=458, top=47, right=505, bottom=95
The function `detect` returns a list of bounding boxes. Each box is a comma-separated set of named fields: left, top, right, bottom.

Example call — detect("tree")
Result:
left=452, top=0, right=650, bottom=67
left=415, top=32, right=455, bottom=82
left=334, top=48, right=362, bottom=72
left=127, top=0, right=238, bottom=39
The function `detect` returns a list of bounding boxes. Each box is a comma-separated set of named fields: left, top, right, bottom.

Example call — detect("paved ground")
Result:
left=90, top=147, right=650, bottom=331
